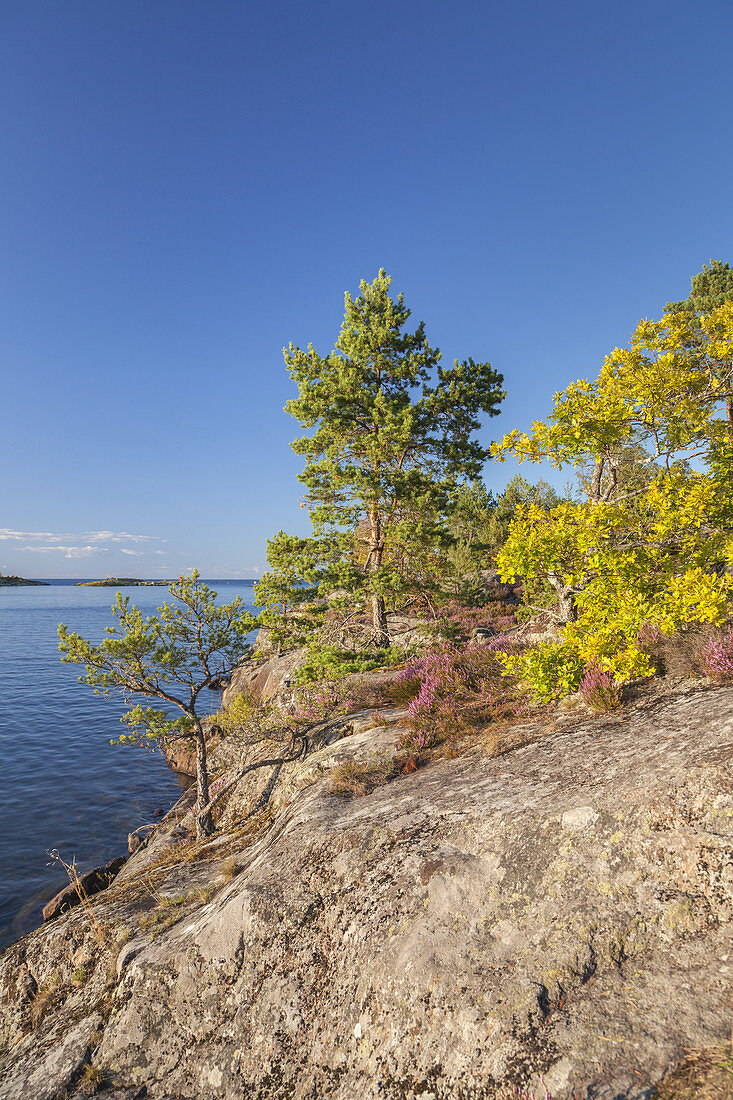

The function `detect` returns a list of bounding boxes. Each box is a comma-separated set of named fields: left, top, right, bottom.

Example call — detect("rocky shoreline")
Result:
left=1, top=661, right=732, bottom=1098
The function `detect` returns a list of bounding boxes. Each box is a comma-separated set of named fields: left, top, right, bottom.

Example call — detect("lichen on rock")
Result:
left=1, top=685, right=732, bottom=1098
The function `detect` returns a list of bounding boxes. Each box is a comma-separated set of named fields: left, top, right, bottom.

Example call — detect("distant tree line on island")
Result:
left=76, top=578, right=171, bottom=587
left=0, top=575, right=48, bottom=586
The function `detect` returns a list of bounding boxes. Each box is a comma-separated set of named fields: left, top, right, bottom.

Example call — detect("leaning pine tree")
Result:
left=260, top=269, right=505, bottom=647
left=58, top=573, right=257, bottom=839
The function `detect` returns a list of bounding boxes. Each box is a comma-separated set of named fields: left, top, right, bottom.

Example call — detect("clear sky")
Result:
left=2, top=0, right=732, bottom=578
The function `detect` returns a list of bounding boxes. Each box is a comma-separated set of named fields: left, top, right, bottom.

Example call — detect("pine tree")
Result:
left=667, top=259, right=733, bottom=423
left=58, top=574, right=257, bottom=838
left=271, top=270, right=505, bottom=646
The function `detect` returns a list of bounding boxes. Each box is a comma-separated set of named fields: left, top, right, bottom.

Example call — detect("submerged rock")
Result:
left=1, top=686, right=732, bottom=1097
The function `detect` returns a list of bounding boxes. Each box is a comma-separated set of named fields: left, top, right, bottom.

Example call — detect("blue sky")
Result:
left=2, top=0, right=732, bottom=578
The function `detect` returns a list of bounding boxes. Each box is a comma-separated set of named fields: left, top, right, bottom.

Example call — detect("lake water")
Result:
left=0, top=579, right=257, bottom=951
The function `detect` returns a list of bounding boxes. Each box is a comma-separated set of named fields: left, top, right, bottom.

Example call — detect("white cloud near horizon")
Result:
left=0, top=529, right=166, bottom=544
left=3, top=529, right=167, bottom=560
left=18, top=545, right=108, bottom=558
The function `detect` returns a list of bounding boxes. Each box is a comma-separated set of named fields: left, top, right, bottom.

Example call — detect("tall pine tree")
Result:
left=667, top=259, right=733, bottom=424
left=266, top=270, right=505, bottom=646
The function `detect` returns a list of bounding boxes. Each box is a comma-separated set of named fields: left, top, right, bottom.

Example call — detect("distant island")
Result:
left=0, top=575, right=49, bottom=586
left=77, top=578, right=171, bottom=587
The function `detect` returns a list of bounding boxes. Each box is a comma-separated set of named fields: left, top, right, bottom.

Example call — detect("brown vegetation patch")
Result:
left=29, top=984, right=58, bottom=1029
left=348, top=672, right=418, bottom=708
left=219, top=857, right=243, bottom=881
left=329, top=758, right=398, bottom=797
left=77, top=1063, right=107, bottom=1096
left=643, top=624, right=720, bottom=678
left=654, top=1046, right=733, bottom=1099
left=102, top=811, right=275, bottom=919
left=476, top=724, right=546, bottom=758
left=329, top=753, right=427, bottom=797
left=138, top=885, right=216, bottom=936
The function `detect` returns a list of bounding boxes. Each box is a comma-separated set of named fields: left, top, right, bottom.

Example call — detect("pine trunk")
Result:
left=370, top=590, right=389, bottom=647
left=368, top=510, right=390, bottom=648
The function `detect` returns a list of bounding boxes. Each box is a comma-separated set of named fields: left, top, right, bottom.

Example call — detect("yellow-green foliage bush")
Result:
left=493, top=300, right=733, bottom=693
left=502, top=643, right=584, bottom=701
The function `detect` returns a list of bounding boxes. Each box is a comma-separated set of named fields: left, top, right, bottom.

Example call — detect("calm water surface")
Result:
left=0, top=580, right=256, bottom=950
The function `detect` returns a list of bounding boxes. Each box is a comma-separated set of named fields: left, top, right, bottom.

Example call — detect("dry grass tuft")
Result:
left=46, top=850, right=113, bottom=947
left=29, top=986, right=56, bottom=1028
left=654, top=1046, right=733, bottom=1099
left=329, top=758, right=397, bottom=797
left=360, top=711, right=388, bottom=730
left=385, top=676, right=421, bottom=705
left=476, top=725, right=542, bottom=757
left=77, top=1063, right=106, bottom=1095
left=329, top=753, right=427, bottom=796
left=219, top=857, right=243, bottom=881
left=138, top=883, right=217, bottom=936
left=113, top=811, right=274, bottom=912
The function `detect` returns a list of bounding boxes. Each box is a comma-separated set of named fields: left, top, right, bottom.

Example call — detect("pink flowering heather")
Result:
left=396, top=641, right=523, bottom=753
left=637, top=622, right=663, bottom=649
left=699, top=627, right=733, bottom=683
left=437, top=596, right=518, bottom=639
left=287, top=680, right=356, bottom=728
left=578, top=663, right=623, bottom=712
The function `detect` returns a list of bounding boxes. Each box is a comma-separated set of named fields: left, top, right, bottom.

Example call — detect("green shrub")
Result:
left=294, top=642, right=402, bottom=684
left=503, top=643, right=584, bottom=700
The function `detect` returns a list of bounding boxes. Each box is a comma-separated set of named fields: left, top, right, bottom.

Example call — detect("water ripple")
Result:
left=0, top=581, right=255, bottom=949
